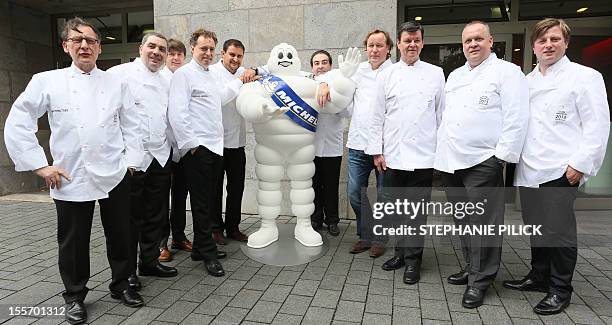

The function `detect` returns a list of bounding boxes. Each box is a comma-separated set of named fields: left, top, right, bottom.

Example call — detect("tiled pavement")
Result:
left=1, top=200, right=612, bottom=324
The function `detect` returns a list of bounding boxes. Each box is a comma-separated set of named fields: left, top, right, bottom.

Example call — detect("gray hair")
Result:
left=141, top=32, right=168, bottom=46
left=61, top=17, right=101, bottom=41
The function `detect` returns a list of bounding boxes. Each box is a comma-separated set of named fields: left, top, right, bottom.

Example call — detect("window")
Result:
left=421, top=42, right=507, bottom=78
left=127, top=10, right=154, bottom=43
left=519, top=0, right=612, bottom=20
left=56, top=13, right=122, bottom=44
left=405, top=0, right=510, bottom=25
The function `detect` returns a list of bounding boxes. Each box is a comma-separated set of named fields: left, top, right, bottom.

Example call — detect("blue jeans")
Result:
left=347, top=149, right=384, bottom=241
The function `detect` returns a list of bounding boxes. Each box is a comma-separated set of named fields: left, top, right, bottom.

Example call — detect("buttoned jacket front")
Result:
left=167, top=59, right=242, bottom=157
left=434, top=53, right=529, bottom=173
left=515, top=56, right=610, bottom=186
left=4, top=64, right=143, bottom=201
left=365, top=60, right=446, bottom=170
left=209, top=61, right=246, bottom=149
left=108, top=58, right=171, bottom=170
left=346, top=59, right=393, bottom=151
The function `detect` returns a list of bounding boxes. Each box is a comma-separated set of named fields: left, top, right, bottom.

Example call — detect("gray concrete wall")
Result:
left=0, top=1, right=53, bottom=195
left=154, top=0, right=397, bottom=217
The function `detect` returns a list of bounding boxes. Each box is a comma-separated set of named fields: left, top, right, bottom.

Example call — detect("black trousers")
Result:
left=441, top=156, right=505, bottom=289
left=161, top=159, right=189, bottom=247
left=520, top=175, right=578, bottom=299
left=130, top=157, right=171, bottom=268
left=212, top=147, right=246, bottom=233
left=382, top=168, right=433, bottom=266
left=311, top=156, right=342, bottom=226
left=55, top=173, right=131, bottom=303
left=183, top=146, right=221, bottom=261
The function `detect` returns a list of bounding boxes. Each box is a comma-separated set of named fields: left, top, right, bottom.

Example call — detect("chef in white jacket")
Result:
left=107, top=32, right=178, bottom=287
left=503, top=18, right=610, bottom=315
left=365, top=21, right=445, bottom=285
left=158, top=38, right=191, bottom=263
left=167, top=28, right=245, bottom=277
left=434, top=21, right=529, bottom=308
left=209, top=39, right=250, bottom=244
left=3, top=18, right=144, bottom=324
left=308, top=50, right=345, bottom=237
left=160, top=38, right=185, bottom=83
left=346, top=30, right=394, bottom=258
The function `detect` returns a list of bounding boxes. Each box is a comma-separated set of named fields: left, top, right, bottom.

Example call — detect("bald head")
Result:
left=462, top=21, right=493, bottom=68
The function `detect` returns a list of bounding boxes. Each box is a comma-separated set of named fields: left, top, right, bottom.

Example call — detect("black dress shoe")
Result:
left=311, top=222, right=323, bottom=231
left=65, top=301, right=87, bottom=324
left=503, top=276, right=547, bottom=293
left=138, top=263, right=178, bottom=277
left=128, top=274, right=142, bottom=291
left=533, top=293, right=570, bottom=315
left=204, top=259, right=225, bottom=277
left=328, top=224, right=340, bottom=236
left=462, top=286, right=486, bottom=308
left=110, top=288, right=144, bottom=307
left=192, top=251, right=227, bottom=261
left=448, top=269, right=469, bottom=285
left=381, top=256, right=405, bottom=271
left=403, top=264, right=421, bottom=284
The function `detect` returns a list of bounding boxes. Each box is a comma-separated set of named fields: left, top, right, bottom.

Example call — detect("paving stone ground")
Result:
left=0, top=200, right=611, bottom=324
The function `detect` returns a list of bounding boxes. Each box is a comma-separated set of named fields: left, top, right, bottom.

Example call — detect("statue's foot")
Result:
left=247, top=225, right=279, bottom=248
left=294, top=223, right=323, bottom=247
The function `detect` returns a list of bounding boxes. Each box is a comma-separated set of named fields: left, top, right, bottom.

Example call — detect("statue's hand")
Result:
left=338, top=47, right=361, bottom=79
left=262, top=102, right=288, bottom=117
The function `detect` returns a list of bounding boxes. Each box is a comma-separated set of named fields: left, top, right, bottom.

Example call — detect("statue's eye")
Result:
left=287, top=52, right=293, bottom=59
left=278, top=52, right=284, bottom=59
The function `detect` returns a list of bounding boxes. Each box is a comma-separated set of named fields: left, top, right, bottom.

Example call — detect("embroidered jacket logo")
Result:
left=555, top=110, right=567, bottom=122
left=478, top=96, right=489, bottom=106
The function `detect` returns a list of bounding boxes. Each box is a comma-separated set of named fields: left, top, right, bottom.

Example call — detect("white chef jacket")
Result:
left=168, top=59, right=242, bottom=157
left=209, top=61, right=246, bottom=149
left=314, top=69, right=347, bottom=157
left=434, top=53, right=529, bottom=173
left=346, top=59, right=393, bottom=151
left=4, top=64, right=143, bottom=202
left=515, top=56, right=610, bottom=187
left=107, top=58, right=171, bottom=170
left=365, top=60, right=445, bottom=170
left=160, top=66, right=173, bottom=83
left=158, top=66, right=182, bottom=162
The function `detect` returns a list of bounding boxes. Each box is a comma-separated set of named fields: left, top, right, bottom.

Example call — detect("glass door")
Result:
left=420, top=34, right=514, bottom=77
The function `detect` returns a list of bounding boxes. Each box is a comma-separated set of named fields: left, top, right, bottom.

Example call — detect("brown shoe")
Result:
left=212, top=232, right=226, bottom=246
left=171, top=239, right=193, bottom=252
left=350, top=240, right=371, bottom=254
left=369, top=243, right=385, bottom=258
left=158, top=246, right=172, bottom=262
left=227, top=229, right=248, bottom=242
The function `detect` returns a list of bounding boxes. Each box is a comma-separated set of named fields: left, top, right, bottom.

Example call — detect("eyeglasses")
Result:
left=66, top=37, right=100, bottom=45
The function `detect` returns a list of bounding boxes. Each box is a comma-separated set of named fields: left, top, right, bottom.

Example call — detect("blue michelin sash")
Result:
left=259, top=74, right=318, bottom=132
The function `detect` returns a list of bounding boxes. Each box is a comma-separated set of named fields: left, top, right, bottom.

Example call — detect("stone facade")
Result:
left=0, top=1, right=54, bottom=196
left=154, top=0, right=397, bottom=217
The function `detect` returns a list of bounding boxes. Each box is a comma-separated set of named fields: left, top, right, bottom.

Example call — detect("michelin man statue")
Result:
left=237, top=43, right=360, bottom=248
